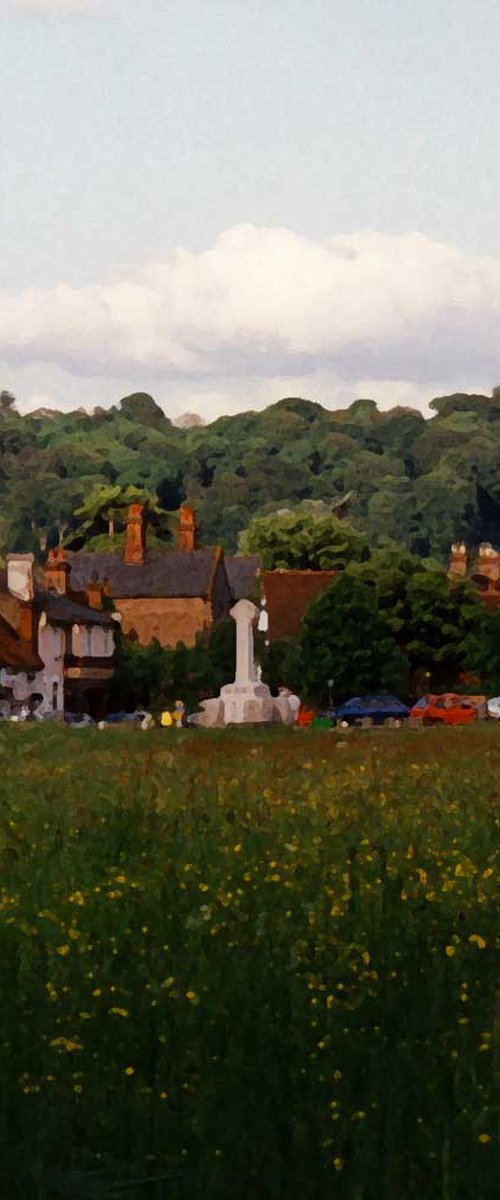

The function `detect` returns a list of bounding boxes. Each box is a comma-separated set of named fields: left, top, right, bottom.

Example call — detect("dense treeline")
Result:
left=2, top=387, right=500, bottom=558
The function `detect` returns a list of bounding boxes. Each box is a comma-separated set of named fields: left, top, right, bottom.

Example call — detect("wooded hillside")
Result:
left=1, top=388, right=500, bottom=558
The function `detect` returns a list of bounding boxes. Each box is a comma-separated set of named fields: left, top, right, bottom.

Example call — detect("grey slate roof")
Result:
left=35, top=591, right=114, bottom=627
left=67, top=549, right=220, bottom=600
left=225, top=556, right=260, bottom=600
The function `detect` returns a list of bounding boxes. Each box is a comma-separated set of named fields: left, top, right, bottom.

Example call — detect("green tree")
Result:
left=462, top=608, right=500, bottom=696
left=284, top=574, right=408, bottom=704
left=348, top=549, right=483, bottom=692
left=69, top=484, right=173, bottom=549
left=238, top=502, right=368, bottom=570
left=111, top=620, right=237, bottom=714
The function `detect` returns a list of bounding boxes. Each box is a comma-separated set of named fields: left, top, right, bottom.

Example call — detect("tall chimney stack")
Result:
left=178, top=504, right=197, bottom=552
left=43, top=547, right=70, bottom=595
left=6, top=553, right=34, bottom=601
left=124, top=504, right=145, bottom=564
left=448, top=543, right=467, bottom=579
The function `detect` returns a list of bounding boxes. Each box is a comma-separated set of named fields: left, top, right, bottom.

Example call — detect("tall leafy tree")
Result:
left=347, top=549, right=483, bottom=692
left=238, top=502, right=368, bottom=570
left=283, top=574, right=408, bottom=704
left=69, top=484, right=173, bottom=549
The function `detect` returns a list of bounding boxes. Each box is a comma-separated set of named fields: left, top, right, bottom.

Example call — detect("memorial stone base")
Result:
left=219, top=681, right=274, bottom=724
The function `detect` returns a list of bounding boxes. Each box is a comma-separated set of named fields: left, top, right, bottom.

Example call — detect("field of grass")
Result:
left=0, top=722, right=498, bottom=1199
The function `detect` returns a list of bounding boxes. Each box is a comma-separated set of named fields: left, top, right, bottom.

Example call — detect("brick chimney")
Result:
left=6, top=554, right=36, bottom=646
left=86, top=571, right=103, bottom=609
left=6, top=553, right=34, bottom=601
left=476, top=542, right=500, bottom=582
left=43, top=547, right=70, bottom=595
left=178, top=504, right=197, bottom=552
left=124, top=504, right=145, bottom=564
left=448, top=542, right=467, bottom=579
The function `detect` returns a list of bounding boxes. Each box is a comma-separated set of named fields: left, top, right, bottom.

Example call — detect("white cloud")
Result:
left=1, top=225, right=499, bottom=407
left=3, top=1, right=99, bottom=12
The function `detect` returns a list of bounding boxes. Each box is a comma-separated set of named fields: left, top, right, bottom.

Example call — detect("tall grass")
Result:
left=0, top=724, right=498, bottom=1198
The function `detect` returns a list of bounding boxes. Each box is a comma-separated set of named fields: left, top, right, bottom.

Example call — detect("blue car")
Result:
left=322, top=695, right=410, bottom=727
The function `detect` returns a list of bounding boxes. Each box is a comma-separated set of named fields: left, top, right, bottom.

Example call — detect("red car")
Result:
left=410, top=694, right=479, bottom=725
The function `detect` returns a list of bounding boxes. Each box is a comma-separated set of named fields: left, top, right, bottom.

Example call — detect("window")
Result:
left=52, top=682, right=58, bottom=712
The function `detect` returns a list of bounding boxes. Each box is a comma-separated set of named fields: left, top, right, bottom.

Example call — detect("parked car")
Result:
left=64, top=712, right=95, bottom=728
left=410, top=694, right=478, bottom=725
left=296, top=705, right=315, bottom=727
left=330, top=695, right=410, bottom=727
left=487, top=696, right=500, bottom=719
left=100, top=710, right=153, bottom=729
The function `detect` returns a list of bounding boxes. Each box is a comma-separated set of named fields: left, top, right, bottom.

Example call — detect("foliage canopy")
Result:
left=2, top=389, right=500, bottom=558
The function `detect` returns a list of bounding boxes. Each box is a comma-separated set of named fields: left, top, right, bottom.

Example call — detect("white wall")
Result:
left=72, top=623, right=114, bottom=658
left=36, top=616, right=65, bottom=713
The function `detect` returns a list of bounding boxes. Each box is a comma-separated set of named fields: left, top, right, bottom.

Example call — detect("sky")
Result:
left=1, top=0, right=500, bottom=421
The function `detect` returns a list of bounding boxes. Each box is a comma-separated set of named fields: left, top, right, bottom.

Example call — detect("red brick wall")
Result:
left=115, top=596, right=213, bottom=648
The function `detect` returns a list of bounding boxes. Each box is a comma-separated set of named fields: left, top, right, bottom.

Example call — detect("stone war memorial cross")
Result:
left=191, top=598, right=295, bottom=726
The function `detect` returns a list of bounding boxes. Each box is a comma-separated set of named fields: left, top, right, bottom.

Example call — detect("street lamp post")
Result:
left=327, top=678, right=334, bottom=709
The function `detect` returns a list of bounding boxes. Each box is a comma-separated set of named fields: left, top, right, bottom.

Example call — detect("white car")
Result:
left=487, top=696, right=500, bottom=719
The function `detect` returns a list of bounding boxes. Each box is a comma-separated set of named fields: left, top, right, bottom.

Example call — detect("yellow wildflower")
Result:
left=50, top=1037, right=83, bottom=1052
left=109, top=1007, right=129, bottom=1018
left=56, top=945, right=70, bottom=956
left=124, top=1066, right=135, bottom=1076
left=468, top=934, right=486, bottom=949
left=445, top=945, right=456, bottom=957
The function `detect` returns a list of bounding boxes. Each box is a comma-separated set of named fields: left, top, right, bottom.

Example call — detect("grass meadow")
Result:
left=0, top=723, right=498, bottom=1199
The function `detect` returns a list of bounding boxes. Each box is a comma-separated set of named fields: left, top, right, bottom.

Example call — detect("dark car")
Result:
left=102, top=710, right=153, bottom=727
left=64, top=712, right=95, bottom=728
left=328, top=695, right=410, bottom=727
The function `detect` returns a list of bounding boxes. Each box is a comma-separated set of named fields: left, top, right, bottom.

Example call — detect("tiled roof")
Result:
left=35, top=591, right=114, bottom=627
left=67, top=548, right=221, bottom=600
left=261, top=569, right=337, bottom=641
left=0, top=614, right=43, bottom=672
left=225, top=556, right=260, bottom=601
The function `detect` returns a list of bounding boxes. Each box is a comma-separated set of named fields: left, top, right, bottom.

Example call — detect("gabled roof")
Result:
left=67, top=548, right=223, bottom=600
left=225, top=556, right=260, bottom=601
left=0, top=613, right=43, bottom=673
left=34, top=591, right=114, bottom=627
left=261, top=569, right=337, bottom=641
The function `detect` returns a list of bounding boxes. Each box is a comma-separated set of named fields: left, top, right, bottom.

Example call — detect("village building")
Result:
left=257, top=568, right=337, bottom=641
left=67, top=504, right=233, bottom=648
left=0, top=609, right=44, bottom=718
left=448, top=542, right=500, bottom=609
left=0, top=554, right=116, bottom=718
left=58, top=502, right=338, bottom=653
